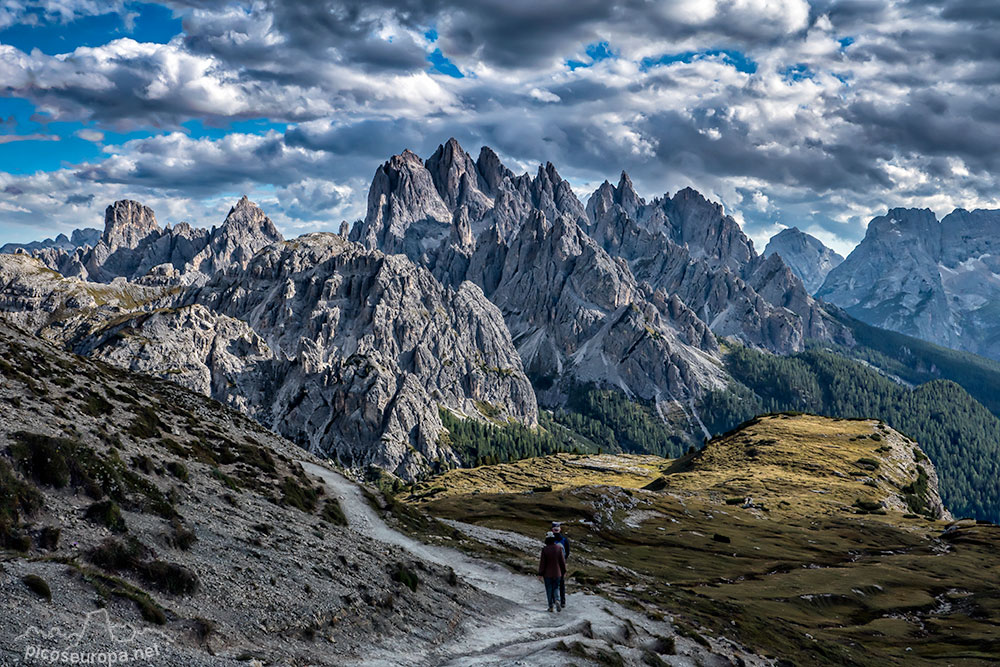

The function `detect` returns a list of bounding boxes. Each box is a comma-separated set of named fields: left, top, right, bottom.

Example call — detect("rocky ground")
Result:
left=0, top=319, right=499, bottom=665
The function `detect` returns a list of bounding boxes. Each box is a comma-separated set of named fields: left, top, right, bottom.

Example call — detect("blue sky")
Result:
left=1, top=0, right=998, bottom=256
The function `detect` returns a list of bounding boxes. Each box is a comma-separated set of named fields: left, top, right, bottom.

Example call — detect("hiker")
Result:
left=538, top=532, right=566, bottom=612
left=551, top=522, right=570, bottom=608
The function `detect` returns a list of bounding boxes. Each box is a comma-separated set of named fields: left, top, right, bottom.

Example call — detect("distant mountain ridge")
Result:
left=2, top=196, right=283, bottom=285
left=818, top=207, right=1000, bottom=362
left=0, top=228, right=100, bottom=255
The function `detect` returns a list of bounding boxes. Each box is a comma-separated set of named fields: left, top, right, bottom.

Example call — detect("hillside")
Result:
left=405, top=415, right=1000, bottom=666
left=700, top=345, right=1000, bottom=522
left=0, top=319, right=493, bottom=664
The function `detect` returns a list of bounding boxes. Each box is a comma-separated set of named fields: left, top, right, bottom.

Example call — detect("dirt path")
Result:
left=301, top=461, right=767, bottom=667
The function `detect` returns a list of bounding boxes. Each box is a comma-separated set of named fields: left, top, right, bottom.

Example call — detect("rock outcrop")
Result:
left=764, top=227, right=844, bottom=294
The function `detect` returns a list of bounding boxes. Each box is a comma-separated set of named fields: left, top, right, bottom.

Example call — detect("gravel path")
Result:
left=301, top=462, right=769, bottom=667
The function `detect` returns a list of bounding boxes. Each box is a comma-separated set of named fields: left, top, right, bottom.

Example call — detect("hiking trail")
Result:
left=301, top=461, right=767, bottom=667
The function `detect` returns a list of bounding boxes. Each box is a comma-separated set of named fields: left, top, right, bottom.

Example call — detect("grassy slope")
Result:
left=407, top=415, right=1000, bottom=666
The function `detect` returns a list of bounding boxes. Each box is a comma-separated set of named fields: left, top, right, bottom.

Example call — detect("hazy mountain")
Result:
left=818, top=207, right=1000, bottom=361
left=0, top=228, right=100, bottom=255
left=763, top=227, right=844, bottom=293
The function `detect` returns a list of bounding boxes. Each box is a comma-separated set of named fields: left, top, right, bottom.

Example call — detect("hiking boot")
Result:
left=561, top=600, right=567, bottom=609
left=547, top=606, right=553, bottom=612
left=555, top=603, right=562, bottom=612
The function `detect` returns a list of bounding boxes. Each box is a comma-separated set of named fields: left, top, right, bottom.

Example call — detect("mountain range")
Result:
left=2, top=138, right=1000, bottom=524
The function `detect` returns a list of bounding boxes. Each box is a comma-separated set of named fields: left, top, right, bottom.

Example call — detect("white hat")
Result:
left=545, top=531, right=555, bottom=539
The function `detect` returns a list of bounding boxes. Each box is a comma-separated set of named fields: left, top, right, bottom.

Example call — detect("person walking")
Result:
left=551, top=522, right=570, bottom=608
left=538, top=532, right=566, bottom=612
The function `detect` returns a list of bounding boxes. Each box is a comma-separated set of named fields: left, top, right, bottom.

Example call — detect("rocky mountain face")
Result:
left=764, top=227, right=844, bottom=294
left=0, top=233, right=536, bottom=481
left=20, top=196, right=282, bottom=285
left=818, top=207, right=1000, bottom=361
left=352, top=139, right=851, bottom=402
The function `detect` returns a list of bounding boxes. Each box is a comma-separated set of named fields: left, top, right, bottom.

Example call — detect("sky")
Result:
left=1, top=1, right=999, bottom=257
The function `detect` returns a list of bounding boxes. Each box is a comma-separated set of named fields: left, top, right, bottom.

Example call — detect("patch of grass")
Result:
left=22, top=574, right=51, bottom=601
left=85, top=500, right=127, bottom=533
left=165, top=518, right=197, bottom=551
left=853, top=499, right=883, bottom=513
left=76, top=565, right=166, bottom=625
left=856, top=457, right=881, bottom=470
left=280, top=476, right=320, bottom=512
left=166, top=461, right=188, bottom=482
left=127, top=405, right=162, bottom=439
left=88, top=537, right=150, bottom=571
left=81, top=393, right=114, bottom=417
left=37, top=526, right=60, bottom=550
left=139, top=560, right=199, bottom=596
left=86, top=536, right=198, bottom=596
left=320, top=499, right=347, bottom=526
left=0, top=457, right=43, bottom=548
left=211, top=467, right=241, bottom=491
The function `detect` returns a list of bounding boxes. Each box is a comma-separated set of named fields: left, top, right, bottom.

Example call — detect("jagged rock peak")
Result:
left=476, top=145, right=513, bottom=196
left=222, top=195, right=280, bottom=235
left=102, top=200, right=159, bottom=250
left=616, top=171, right=642, bottom=212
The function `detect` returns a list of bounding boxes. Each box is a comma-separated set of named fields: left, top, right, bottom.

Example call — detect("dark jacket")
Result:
left=553, top=534, right=570, bottom=560
left=538, top=543, right=567, bottom=578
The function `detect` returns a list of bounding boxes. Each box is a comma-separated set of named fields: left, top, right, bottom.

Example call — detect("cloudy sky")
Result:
left=0, top=0, right=998, bottom=255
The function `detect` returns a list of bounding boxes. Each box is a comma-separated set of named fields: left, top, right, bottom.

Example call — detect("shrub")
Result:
left=650, top=636, right=676, bottom=655
left=139, top=561, right=199, bottom=596
left=853, top=499, right=883, bottom=513
left=856, top=457, right=881, bottom=470
left=392, top=562, right=419, bottom=592
left=82, top=394, right=114, bottom=417
left=280, top=477, right=319, bottom=512
left=127, top=406, right=162, bottom=439
left=0, top=457, right=43, bottom=546
left=10, top=433, right=72, bottom=488
left=38, top=526, right=61, bottom=550
left=85, top=500, right=127, bottom=533
left=165, top=519, right=197, bottom=551
left=88, top=537, right=150, bottom=571
left=22, top=574, right=51, bottom=602
left=131, top=455, right=154, bottom=474
left=166, top=461, right=188, bottom=482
